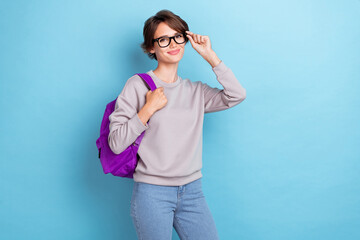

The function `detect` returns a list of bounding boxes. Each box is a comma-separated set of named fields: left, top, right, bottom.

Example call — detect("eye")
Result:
left=175, top=34, right=183, bottom=38
left=159, top=38, right=167, bottom=43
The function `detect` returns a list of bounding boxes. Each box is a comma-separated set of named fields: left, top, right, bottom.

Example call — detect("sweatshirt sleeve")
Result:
left=108, top=76, right=149, bottom=154
left=203, top=61, right=246, bottom=113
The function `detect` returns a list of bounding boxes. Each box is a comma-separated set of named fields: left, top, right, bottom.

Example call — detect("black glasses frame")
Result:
left=152, top=33, right=188, bottom=48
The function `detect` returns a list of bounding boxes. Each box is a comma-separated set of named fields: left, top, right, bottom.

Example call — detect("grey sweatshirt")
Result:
left=108, top=61, right=246, bottom=186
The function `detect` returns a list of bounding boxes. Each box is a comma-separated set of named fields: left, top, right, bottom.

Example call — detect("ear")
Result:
left=149, top=47, right=155, bottom=54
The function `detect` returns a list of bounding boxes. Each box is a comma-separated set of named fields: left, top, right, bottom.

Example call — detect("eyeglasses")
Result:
left=152, top=33, right=187, bottom=48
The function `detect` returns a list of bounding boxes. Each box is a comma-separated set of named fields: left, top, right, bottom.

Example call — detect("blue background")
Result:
left=1, top=0, right=359, bottom=239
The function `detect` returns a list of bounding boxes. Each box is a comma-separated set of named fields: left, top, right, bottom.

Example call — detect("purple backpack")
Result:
left=96, top=73, right=157, bottom=178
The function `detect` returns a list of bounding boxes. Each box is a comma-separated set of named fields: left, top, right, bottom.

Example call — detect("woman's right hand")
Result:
left=145, top=87, right=168, bottom=114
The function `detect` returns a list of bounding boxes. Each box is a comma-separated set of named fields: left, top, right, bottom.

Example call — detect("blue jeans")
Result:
left=130, top=178, right=219, bottom=240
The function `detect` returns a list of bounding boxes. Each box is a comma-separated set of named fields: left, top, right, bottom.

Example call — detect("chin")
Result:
left=170, top=52, right=184, bottom=60
left=169, top=56, right=183, bottom=63
left=159, top=55, right=183, bottom=64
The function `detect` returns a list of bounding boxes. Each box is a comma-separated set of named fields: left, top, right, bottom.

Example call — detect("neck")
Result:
left=153, top=61, right=179, bottom=83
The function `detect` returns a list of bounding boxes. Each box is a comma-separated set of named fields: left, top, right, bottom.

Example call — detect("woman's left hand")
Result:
left=185, top=31, right=213, bottom=59
left=185, top=30, right=221, bottom=68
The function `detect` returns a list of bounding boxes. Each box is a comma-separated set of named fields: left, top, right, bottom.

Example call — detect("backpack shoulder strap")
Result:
left=136, top=73, right=157, bottom=91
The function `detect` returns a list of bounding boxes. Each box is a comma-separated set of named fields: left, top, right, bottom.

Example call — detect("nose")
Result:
left=169, top=37, right=177, bottom=48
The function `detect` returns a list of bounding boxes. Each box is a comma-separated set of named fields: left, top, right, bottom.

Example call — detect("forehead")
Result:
left=154, top=22, right=179, bottom=38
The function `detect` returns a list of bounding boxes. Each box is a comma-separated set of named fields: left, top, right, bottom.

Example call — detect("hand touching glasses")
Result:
left=185, top=31, right=221, bottom=68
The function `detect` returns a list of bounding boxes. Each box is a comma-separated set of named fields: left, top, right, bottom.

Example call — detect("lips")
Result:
left=167, top=49, right=180, bottom=55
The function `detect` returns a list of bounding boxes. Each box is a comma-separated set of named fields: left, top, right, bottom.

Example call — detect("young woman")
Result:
left=108, top=9, right=246, bottom=240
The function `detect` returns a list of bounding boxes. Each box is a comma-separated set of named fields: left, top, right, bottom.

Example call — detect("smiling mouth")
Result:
left=168, top=49, right=180, bottom=55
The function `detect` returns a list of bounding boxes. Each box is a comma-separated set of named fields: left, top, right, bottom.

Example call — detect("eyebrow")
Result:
left=156, top=33, right=181, bottom=38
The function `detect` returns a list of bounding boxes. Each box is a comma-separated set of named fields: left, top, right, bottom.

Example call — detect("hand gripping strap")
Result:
left=136, top=73, right=157, bottom=91
left=133, top=73, right=156, bottom=147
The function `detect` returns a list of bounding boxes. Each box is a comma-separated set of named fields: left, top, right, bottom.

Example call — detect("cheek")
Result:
left=180, top=48, right=185, bottom=55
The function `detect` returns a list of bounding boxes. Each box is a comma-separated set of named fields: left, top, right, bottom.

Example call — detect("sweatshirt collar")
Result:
left=147, top=70, right=181, bottom=88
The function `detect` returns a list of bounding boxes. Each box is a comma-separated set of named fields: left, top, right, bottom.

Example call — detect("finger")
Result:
left=190, top=32, right=197, bottom=42
left=186, top=31, right=195, bottom=40
left=186, top=33, right=195, bottom=45
left=195, top=34, right=200, bottom=43
left=186, top=33, right=192, bottom=41
left=204, top=36, right=208, bottom=42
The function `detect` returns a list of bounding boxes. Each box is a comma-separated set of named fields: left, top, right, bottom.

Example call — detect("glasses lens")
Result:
left=158, top=37, right=170, bottom=47
left=175, top=34, right=186, bottom=44
left=157, top=34, right=186, bottom=47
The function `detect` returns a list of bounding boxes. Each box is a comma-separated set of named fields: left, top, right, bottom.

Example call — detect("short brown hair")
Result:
left=140, top=10, right=189, bottom=61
